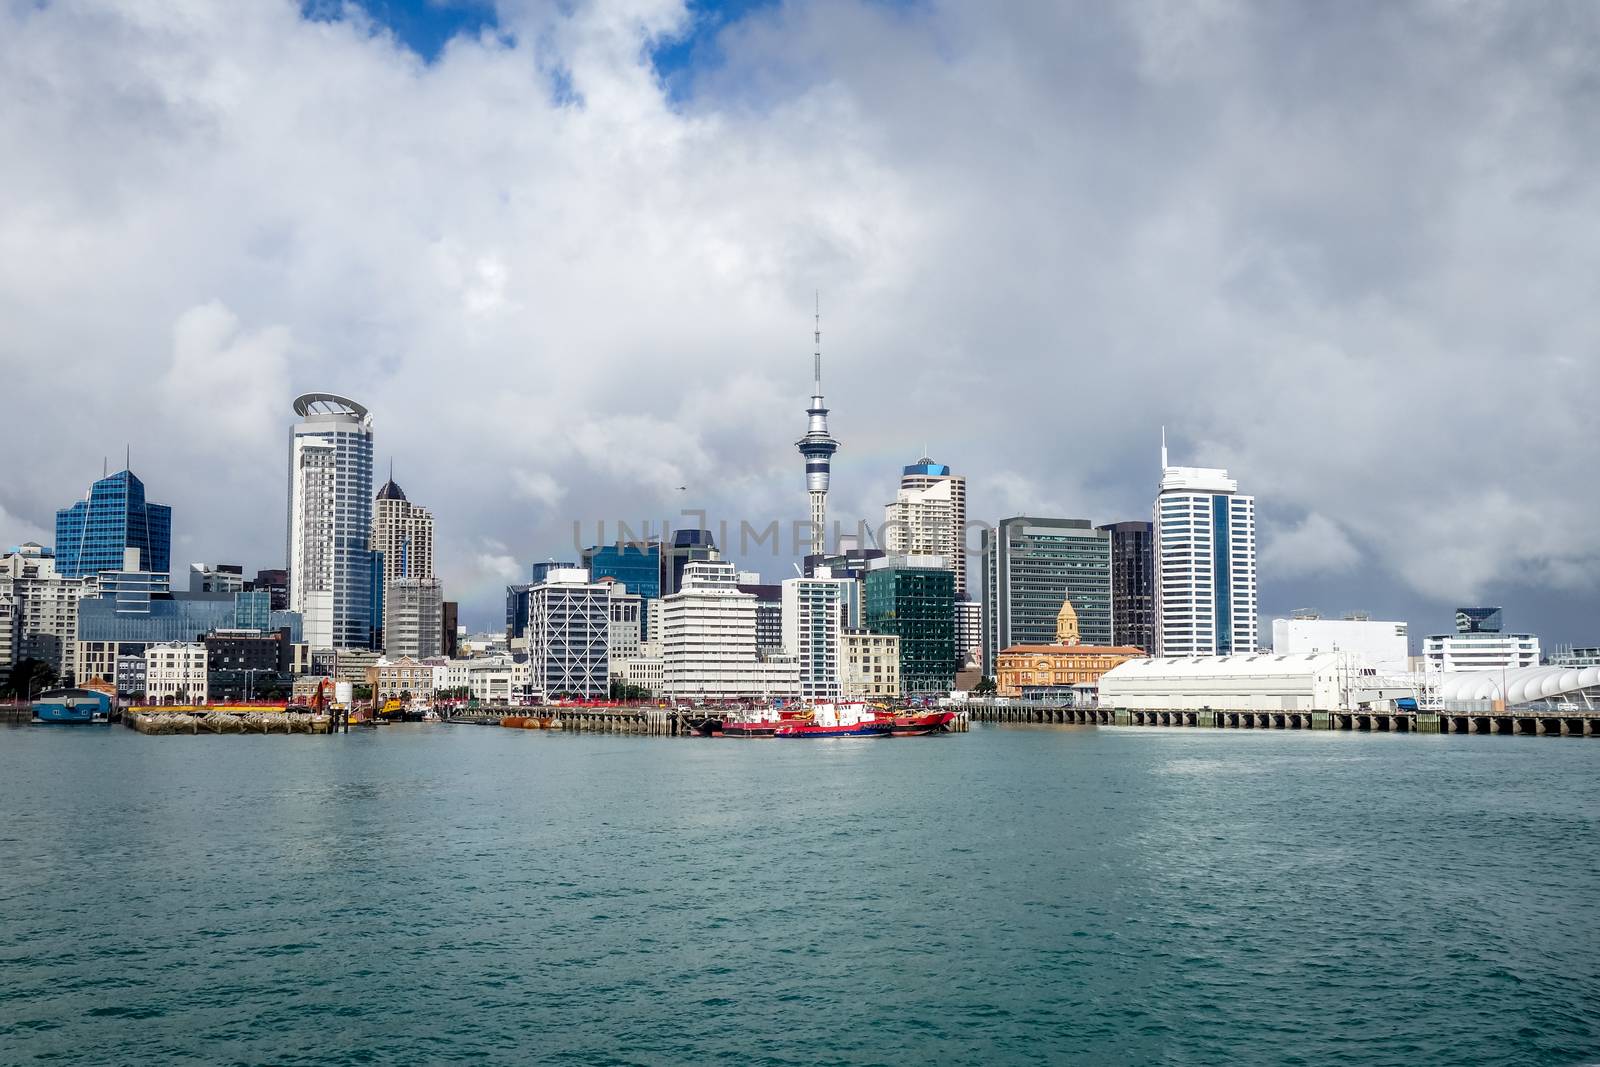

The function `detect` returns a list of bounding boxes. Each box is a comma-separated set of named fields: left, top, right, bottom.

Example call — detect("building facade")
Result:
left=661, top=557, right=799, bottom=701
left=981, top=517, right=1113, bottom=675
left=370, top=656, right=436, bottom=702
left=864, top=556, right=957, bottom=696
left=1153, top=446, right=1258, bottom=656
left=1271, top=615, right=1409, bottom=674
left=527, top=570, right=609, bottom=699
left=54, top=468, right=171, bottom=579
left=994, top=599, right=1144, bottom=699
left=190, top=563, right=245, bottom=593
left=884, top=458, right=969, bottom=599
left=383, top=577, right=444, bottom=659
left=1098, top=520, right=1155, bottom=653
left=204, top=628, right=292, bottom=702
left=287, top=393, right=375, bottom=650
left=371, top=475, right=435, bottom=585
left=584, top=542, right=661, bottom=637
left=955, top=600, right=982, bottom=670
left=0, top=543, right=89, bottom=674
left=144, top=642, right=209, bottom=704
left=604, top=580, right=643, bottom=672
left=1422, top=632, right=1541, bottom=673
left=840, top=629, right=901, bottom=699
left=737, top=580, right=785, bottom=654
left=252, top=568, right=289, bottom=611
left=781, top=575, right=857, bottom=701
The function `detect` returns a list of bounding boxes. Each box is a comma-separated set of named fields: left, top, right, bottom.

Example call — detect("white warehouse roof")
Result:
left=1102, top=653, right=1341, bottom=681
left=1437, top=664, right=1600, bottom=705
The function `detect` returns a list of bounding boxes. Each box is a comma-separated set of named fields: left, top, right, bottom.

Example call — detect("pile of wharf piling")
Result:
left=126, top=709, right=335, bottom=735
left=964, top=700, right=1600, bottom=737
left=494, top=705, right=681, bottom=735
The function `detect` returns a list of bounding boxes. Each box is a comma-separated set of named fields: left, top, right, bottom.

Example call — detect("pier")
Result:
left=963, top=700, right=1600, bottom=736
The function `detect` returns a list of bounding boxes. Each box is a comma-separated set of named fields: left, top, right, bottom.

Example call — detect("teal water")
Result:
left=1, top=724, right=1597, bottom=1065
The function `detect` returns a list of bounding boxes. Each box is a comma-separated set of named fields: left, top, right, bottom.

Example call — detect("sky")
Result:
left=1, top=0, right=1597, bottom=647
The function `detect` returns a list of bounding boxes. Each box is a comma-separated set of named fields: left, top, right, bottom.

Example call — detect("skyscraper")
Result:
left=1098, top=520, right=1155, bottom=653
left=371, top=470, right=435, bottom=584
left=287, top=393, right=375, bottom=650
left=583, top=541, right=660, bottom=637
left=1153, top=436, right=1257, bottom=656
left=864, top=556, right=957, bottom=696
left=980, top=517, right=1112, bottom=674
left=384, top=577, right=444, bottom=659
left=794, top=298, right=839, bottom=558
left=884, top=457, right=968, bottom=598
left=54, top=468, right=171, bottom=579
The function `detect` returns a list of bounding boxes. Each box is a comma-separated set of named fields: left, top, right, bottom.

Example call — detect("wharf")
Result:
left=125, top=709, right=335, bottom=734
left=456, top=706, right=971, bottom=736
left=965, top=701, right=1600, bottom=736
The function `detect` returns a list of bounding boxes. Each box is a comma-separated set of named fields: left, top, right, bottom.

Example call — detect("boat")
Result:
left=33, top=688, right=113, bottom=725
left=773, top=702, right=892, bottom=739
left=719, top=707, right=785, bottom=738
left=889, top=709, right=957, bottom=736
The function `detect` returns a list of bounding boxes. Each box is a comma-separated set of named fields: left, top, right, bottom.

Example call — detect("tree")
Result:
left=2, top=658, right=58, bottom=699
left=973, top=677, right=997, bottom=696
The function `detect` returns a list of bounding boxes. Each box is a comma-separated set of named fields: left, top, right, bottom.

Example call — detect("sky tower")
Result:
left=795, top=295, right=839, bottom=557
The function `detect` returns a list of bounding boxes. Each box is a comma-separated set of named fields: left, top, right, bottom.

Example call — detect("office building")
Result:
left=115, top=654, right=146, bottom=699
left=954, top=601, right=982, bottom=669
left=0, top=543, right=90, bottom=674
left=506, top=583, right=532, bottom=640
left=840, top=629, right=900, bottom=699
left=584, top=541, right=661, bottom=636
left=384, top=577, right=444, bottom=659
left=781, top=575, right=857, bottom=701
left=1153, top=438, right=1257, bottom=656
left=1099, top=520, right=1155, bottom=652
left=661, top=556, right=799, bottom=701
left=252, top=568, right=289, bottom=611
left=288, top=393, right=375, bottom=650
left=190, top=563, right=245, bottom=593
left=659, top=529, right=717, bottom=598
left=204, top=628, right=293, bottom=702
left=1551, top=646, right=1600, bottom=668
left=1423, top=618, right=1540, bottom=673
left=864, top=555, right=957, bottom=695
left=603, top=580, right=643, bottom=671
left=994, top=598, right=1144, bottom=699
left=884, top=457, right=968, bottom=598
left=530, top=560, right=580, bottom=584
left=143, top=642, right=208, bottom=705
left=527, top=569, right=609, bottom=700
left=1271, top=614, right=1410, bottom=674
left=234, top=589, right=271, bottom=632
left=371, top=473, right=435, bottom=586
left=370, top=656, right=436, bottom=702
left=441, top=601, right=459, bottom=658
left=981, top=517, right=1112, bottom=675
left=54, top=468, right=172, bottom=580
left=794, top=302, right=840, bottom=557
left=737, top=578, right=785, bottom=654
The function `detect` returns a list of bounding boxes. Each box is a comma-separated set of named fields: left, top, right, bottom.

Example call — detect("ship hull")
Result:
left=774, top=722, right=893, bottom=739
left=719, top=721, right=776, bottom=738
left=891, top=711, right=956, bottom=736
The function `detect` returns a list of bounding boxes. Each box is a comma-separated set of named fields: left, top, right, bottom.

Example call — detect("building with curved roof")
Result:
left=1099, top=653, right=1347, bottom=712
left=1437, top=665, right=1600, bottom=709
left=288, top=393, right=374, bottom=649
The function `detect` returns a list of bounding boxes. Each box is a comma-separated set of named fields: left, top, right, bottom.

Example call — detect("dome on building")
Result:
left=376, top=479, right=407, bottom=502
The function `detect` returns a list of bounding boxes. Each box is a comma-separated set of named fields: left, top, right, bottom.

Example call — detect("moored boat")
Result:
left=889, top=709, right=956, bottom=736
left=773, top=702, right=892, bottom=739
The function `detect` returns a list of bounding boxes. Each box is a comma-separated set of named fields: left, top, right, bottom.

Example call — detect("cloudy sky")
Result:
left=2, top=0, right=1596, bottom=646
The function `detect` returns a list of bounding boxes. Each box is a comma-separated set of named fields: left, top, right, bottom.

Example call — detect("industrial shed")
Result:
left=1098, top=653, right=1345, bottom=712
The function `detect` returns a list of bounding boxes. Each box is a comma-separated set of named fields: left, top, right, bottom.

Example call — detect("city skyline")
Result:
left=0, top=2, right=1595, bottom=647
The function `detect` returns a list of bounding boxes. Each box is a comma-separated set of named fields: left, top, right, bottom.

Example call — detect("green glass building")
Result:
left=864, top=560, right=956, bottom=695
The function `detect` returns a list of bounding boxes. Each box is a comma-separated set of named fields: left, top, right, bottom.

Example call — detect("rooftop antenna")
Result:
left=102, top=456, right=107, bottom=478
left=125, top=443, right=130, bottom=473
left=1160, top=426, right=1168, bottom=470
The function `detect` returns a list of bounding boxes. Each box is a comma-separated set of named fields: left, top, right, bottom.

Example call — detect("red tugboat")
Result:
left=889, top=709, right=957, bottom=736
left=773, top=702, right=892, bottom=739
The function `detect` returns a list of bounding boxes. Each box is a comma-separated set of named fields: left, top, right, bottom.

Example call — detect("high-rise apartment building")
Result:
left=54, top=468, right=171, bottom=579
left=287, top=393, right=375, bottom=650
left=884, top=457, right=968, bottom=598
left=864, top=556, right=957, bottom=695
left=781, top=575, right=857, bottom=701
left=981, top=517, right=1112, bottom=675
left=371, top=473, right=435, bottom=585
left=1153, top=441, right=1257, bottom=656
left=0, top=543, right=90, bottom=674
left=1098, top=521, right=1155, bottom=653
left=384, top=577, right=444, bottom=659
left=527, top=569, right=610, bottom=700
left=661, top=557, right=799, bottom=701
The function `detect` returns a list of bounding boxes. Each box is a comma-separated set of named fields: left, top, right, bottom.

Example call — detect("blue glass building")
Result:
left=582, top=542, right=660, bottom=637
left=54, top=470, right=172, bottom=578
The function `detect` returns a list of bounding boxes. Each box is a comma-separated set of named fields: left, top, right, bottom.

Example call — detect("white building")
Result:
left=189, top=563, right=245, bottom=593
left=884, top=457, right=969, bottom=599
left=0, top=543, right=91, bottom=675
left=620, top=656, right=664, bottom=697
left=781, top=575, right=857, bottom=701
left=144, top=642, right=208, bottom=705
left=371, top=475, right=435, bottom=584
left=840, top=629, right=901, bottom=699
left=1153, top=439, right=1257, bottom=657
left=288, top=393, right=374, bottom=650
left=1423, top=632, right=1540, bottom=673
left=384, top=577, right=443, bottom=659
left=1271, top=616, right=1409, bottom=673
left=604, top=581, right=643, bottom=672
left=1100, top=653, right=1346, bottom=712
left=662, top=557, right=800, bottom=701
left=528, top=569, right=609, bottom=699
